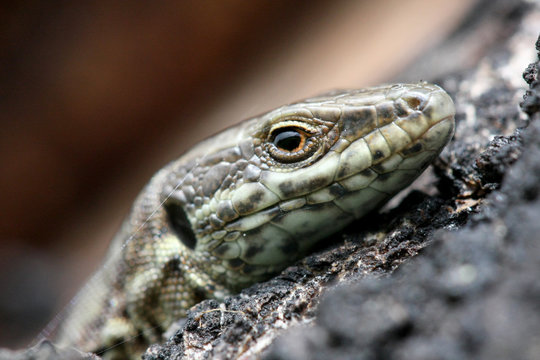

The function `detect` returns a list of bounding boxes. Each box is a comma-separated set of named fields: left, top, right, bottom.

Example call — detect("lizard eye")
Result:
left=272, top=127, right=306, bottom=152
left=267, top=124, right=319, bottom=163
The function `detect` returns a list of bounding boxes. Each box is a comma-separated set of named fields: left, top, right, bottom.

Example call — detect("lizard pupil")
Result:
left=273, top=128, right=304, bottom=152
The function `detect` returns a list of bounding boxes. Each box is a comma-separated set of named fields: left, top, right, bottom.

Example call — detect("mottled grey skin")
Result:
left=48, top=82, right=455, bottom=359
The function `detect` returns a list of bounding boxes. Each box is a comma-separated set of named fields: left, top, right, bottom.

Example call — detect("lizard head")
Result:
left=161, top=82, right=455, bottom=291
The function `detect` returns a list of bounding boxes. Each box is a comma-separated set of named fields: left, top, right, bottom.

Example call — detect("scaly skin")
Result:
left=50, top=82, right=455, bottom=359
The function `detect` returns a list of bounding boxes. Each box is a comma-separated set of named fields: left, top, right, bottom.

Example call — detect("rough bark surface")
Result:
left=2, top=1, right=539, bottom=359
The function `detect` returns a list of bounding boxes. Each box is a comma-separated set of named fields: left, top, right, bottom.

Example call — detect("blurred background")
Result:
left=0, top=0, right=477, bottom=347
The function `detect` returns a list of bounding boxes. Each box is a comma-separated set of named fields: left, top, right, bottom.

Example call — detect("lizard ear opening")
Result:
left=164, top=200, right=197, bottom=250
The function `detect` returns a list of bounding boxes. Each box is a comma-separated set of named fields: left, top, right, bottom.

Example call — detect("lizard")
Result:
left=46, top=82, right=455, bottom=359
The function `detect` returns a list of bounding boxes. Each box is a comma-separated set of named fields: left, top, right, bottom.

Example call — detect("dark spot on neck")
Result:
left=164, top=200, right=197, bottom=250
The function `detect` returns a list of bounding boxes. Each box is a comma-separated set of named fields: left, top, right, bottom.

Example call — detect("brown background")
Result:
left=0, top=0, right=475, bottom=347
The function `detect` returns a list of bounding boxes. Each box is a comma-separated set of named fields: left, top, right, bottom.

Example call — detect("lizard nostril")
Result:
left=164, top=200, right=197, bottom=250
